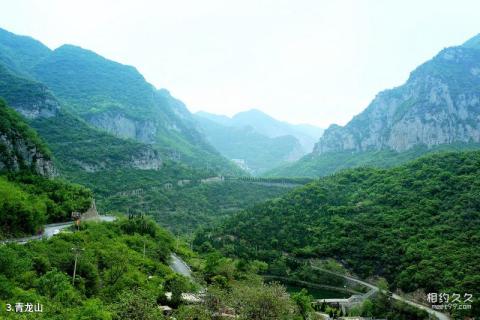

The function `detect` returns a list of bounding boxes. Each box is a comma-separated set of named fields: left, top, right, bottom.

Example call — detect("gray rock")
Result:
left=314, top=44, right=480, bottom=155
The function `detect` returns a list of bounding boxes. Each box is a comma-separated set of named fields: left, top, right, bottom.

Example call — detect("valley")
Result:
left=0, top=24, right=479, bottom=320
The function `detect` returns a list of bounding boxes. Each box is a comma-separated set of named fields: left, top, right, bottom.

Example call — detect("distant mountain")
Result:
left=195, top=115, right=304, bottom=174
left=269, top=33, right=480, bottom=177
left=196, top=109, right=324, bottom=152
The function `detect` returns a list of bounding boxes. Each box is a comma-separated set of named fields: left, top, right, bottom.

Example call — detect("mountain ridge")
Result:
left=0, top=27, right=240, bottom=174
left=196, top=109, right=324, bottom=153
left=271, top=33, right=480, bottom=177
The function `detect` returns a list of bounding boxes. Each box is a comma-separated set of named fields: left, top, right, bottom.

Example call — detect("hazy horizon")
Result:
left=1, top=0, right=480, bottom=127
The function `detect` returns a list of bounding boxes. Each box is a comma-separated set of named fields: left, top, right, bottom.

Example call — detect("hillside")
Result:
left=271, top=33, right=480, bottom=177
left=0, top=27, right=239, bottom=174
left=197, top=151, right=480, bottom=318
left=0, top=27, right=50, bottom=77
left=196, top=109, right=323, bottom=152
left=0, top=217, right=180, bottom=319
left=29, top=43, right=237, bottom=172
left=0, top=99, right=55, bottom=176
left=0, top=100, right=92, bottom=237
left=195, top=115, right=304, bottom=174
left=0, top=64, right=165, bottom=173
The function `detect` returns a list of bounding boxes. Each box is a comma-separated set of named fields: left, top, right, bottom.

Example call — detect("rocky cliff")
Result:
left=314, top=34, right=480, bottom=155
left=0, top=64, right=59, bottom=119
left=0, top=63, right=163, bottom=173
left=29, top=43, right=237, bottom=172
left=0, top=100, right=56, bottom=177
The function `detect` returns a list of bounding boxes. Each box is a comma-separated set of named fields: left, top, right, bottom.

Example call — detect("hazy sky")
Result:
left=1, top=1, right=479, bottom=127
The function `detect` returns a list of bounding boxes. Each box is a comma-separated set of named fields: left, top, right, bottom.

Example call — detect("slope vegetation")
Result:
left=198, top=151, right=480, bottom=317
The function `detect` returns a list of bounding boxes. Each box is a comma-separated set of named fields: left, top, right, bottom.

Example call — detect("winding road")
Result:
left=310, top=265, right=450, bottom=320
left=2, top=216, right=194, bottom=281
left=169, top=253, right=193, bottom=278
left=1, top=216, right=116, bottom=244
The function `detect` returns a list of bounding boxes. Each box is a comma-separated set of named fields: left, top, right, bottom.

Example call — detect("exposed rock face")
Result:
left=314, top=37, right=480, bottom=155
left=87, top=110, right=157, bottom=144
left=71, top=148, right=162, bottom=173
left=13, top=87, right=60, bottom=119
left=130, top=148, right=163, bottom=170
left=0, top=133, right=56, bottom=177
left=0, top=65, right=60, bottom=119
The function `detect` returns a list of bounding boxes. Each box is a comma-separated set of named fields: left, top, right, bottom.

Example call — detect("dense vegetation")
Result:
left=31, top=112, right=163, bottom=174
left=0, top=98, right=51, bottom=166
left=266, top=142, right=480, bottom=177
left=0, top=173, right=92, bottom=238
left=0, top=217, right=182, bottom=319
left=0, top=215, right=331, bottom=320
left=99, top=180, right=292, bottom=234
left=0, top=99, right=92, bottom=238
left=197, top=151, right=480, bottom=318
left=30, top=44, right=241, bottom=173
left=0, top=27, right=51, bottom=77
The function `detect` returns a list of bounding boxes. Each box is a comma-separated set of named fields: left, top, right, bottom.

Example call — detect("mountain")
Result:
left=28, top=43, right=237, bottom=172
left=0, top=99, right=92, bottom=237
left=196, top=109, right=324, bottom=152
left=0, top=27, right=50, bottom=77
left=269, top=34, right=480, bottom=177
left=195, top=115, right=304, bottom=174
left=0, top=28, right=300, bottom=240
left=0, top=64, right=164, bottom=174
left=0, top=98, right=55, bottom=177
left=0, top=28, right=239, bottom=174
left=198, top=151, right=480, bottom=318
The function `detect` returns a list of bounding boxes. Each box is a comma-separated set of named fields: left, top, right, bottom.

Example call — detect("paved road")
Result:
left=310, top=265, right=450, bottom=320
left=1, top=216, right=117, bottom=244
left=169, top=253, right=192, bottom=278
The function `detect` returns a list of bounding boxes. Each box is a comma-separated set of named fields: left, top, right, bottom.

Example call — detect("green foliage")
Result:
left=31, top=111, right=162, bottom=174
left=0, top=175, right=46, bottom=236
left=291, top=289, right=314, bottom=319
left=0, top=27, right=51, bottom=77
left=99, top=180, right=291, bottom=234
left=29, top=44, right=241, bottom=173
left=225, top=282, right=295, bottom=320
left=112, top=288, right=165, bottom=320
left=0, top=98, right=51, bottom=165
left=0, top=218, right=177, bottom=319
left=267, top=143, right=480, bottom=177
left=200, top=151, right=480, bottom=317
left=0, top=173, right=92, bottom=238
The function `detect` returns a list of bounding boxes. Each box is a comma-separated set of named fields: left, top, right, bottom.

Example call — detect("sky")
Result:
left=1, top=1, right=479, bottom=128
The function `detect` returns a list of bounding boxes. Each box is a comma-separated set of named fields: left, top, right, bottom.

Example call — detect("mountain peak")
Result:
left=462, top=33, right=480, bottom=49
left=234, top=108, right=271, bottom=118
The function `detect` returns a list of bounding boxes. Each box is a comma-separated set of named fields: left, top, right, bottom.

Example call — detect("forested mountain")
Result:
left=197, top=151, right=480, bottom=318
left=195, top=115, right=304, bottom=174
left=0, top=28, right=300, bottom=237
left=0, top=98, right=54, bottom=176
left=196, top=109, right=323, bottom=152
left=270, top=33, right=480, bottom=177
left=0, top=27, right=50, bottom=77
left=0, top=27, right=239, bottom=173
left=0, top=99, right=91, bottom=237
left=0, top=64, right=164, bottom=174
